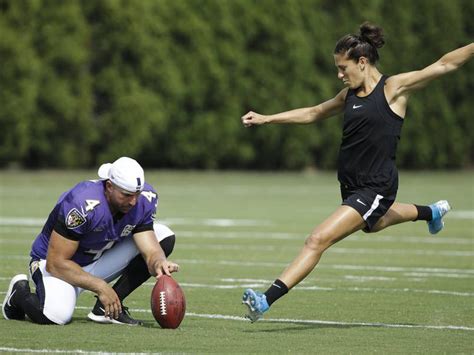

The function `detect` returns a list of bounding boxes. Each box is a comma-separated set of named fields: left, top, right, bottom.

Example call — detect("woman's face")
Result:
left=334, top=53, right=365, bottom=89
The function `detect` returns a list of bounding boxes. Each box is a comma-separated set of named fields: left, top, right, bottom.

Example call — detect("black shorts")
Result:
left=340, top=185, right=396, bottom=232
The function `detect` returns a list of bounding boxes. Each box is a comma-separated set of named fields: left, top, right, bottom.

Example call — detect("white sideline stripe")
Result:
left=178, top=259, right=474, bottom=274
left=188, top=313, right=474, bottom=331
left=164, top=217, right=273, bottom=227
left=0, top=217, right=272, bottom=227
left=330, top=247, right=474, bottom=257
left=72, top=306, right=474, bottom=331
left=140, top=281, right=474, bottom=297
left=0, top=255, right=472, bottom=276
left=449, top=211, right=474, bottom=219
left=0, top=348, right=157, bottom=355
left=0, top=306, right=474, bottom=334
left=3, top=227, right=472, bottom=246
left=1, top=237, right=472, bottom=257
left=1, top=278, right=472, bottom=297
left=0, top=211, right=472, bottom=229
left=327, top=264, right=474, bottom=274
left=352, top=235, right=473, bottom=245
left=178, top=231, right=474, bottom=245
left=2, top=243, right=472, bottom=261
left=404, top=272, right=471, bottom=279
left=344, top=275, right=396, bottom=281
left=178, top=243, right=474, bottom=257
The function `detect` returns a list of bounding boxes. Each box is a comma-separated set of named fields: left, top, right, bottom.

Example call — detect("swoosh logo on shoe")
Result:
left=353, top=104, right=363, bottom=109
left=6, top=289, right=16, bottom=307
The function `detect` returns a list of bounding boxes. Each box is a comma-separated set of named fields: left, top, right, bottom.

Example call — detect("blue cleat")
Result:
left=242, top=288, right=269, bottom=323
left=427, top=200, right=451, bottom=234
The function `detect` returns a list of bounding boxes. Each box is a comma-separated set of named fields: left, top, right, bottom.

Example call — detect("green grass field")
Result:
left=0, top=170, right=473, bottom=354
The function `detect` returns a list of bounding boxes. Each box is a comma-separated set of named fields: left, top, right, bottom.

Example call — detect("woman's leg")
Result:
left=369, top=202, right=418, bottom=233
left=279, top=205, right=365, bottom=288
left=370, top=200, right=450, bottom=234
left=243, top=205, right=365, bottom=322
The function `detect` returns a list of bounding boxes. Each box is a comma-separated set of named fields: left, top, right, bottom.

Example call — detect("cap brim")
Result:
left=98, top=163, right=112, bottom=180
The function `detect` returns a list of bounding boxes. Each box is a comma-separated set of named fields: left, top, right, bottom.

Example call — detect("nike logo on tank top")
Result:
left=337, top=75, right=404, bottom=194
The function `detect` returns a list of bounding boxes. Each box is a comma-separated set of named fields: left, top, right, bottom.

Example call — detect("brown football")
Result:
left=151, top=275, right=186, bottom=329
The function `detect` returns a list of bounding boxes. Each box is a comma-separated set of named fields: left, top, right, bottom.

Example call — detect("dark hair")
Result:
left=334, top=22, right=385, bottom=64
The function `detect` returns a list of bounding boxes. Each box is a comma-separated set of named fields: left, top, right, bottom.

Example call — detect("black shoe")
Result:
left=87, top=297, right=143, bottom=326
left=2, top=274, right=30, bottom=320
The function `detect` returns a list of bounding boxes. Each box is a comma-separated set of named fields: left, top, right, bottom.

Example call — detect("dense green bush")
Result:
left=0, top=0, right=472, bottom=169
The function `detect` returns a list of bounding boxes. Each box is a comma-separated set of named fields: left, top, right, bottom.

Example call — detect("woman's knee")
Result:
left=304, top=231, right=331, bottom=252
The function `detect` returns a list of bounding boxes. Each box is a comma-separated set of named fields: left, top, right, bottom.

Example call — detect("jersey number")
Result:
left=84, top=241, right=115, bottom=261
left=141, top=191, right=157, bottom=203
left=85, top=199, right=100, bottom=212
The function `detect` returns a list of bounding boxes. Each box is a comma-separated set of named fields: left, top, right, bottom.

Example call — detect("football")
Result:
left=151, top=275, right=186, bottom=329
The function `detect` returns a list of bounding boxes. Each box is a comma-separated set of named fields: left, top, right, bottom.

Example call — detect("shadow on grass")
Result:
left=241, top=320, right=426, bottom=332
left=71, top=317, right=163, bottom=329
left=242, top=322, right=364, bottom=332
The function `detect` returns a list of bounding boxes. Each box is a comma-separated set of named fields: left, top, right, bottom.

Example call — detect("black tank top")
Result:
left=337, top=75, right=404, bottom=194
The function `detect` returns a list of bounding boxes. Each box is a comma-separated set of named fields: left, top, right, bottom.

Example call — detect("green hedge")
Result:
left=1, top=0, right=473, bottom=169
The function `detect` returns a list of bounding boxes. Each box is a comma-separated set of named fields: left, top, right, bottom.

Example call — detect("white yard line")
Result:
left=136, top=281, right=474, bottom=297
left=449, top=211, right=474, bottom=219
left=0, top=217, right=273, bottom=227
left=1, top=237, right=473, bottom=257
left=178, top=243, right=474, bottom=256
left=186, top=312, right=474, bottom=331
left=1, top=255, right=472, bottom=278
left=0, top=278, right=472, bottom=297
left=3, top=227, right=472, bottom=246
left=66, top=306, right=473, bottom=331
left=0, top=348, right=157, bottom=355
left=1, top=300, right=473, bottom=332
left=0, top=213, right=472, bottom=231
left=176, top=230, right=474, bottom=245
left=177, top=258, right=474, bottom=276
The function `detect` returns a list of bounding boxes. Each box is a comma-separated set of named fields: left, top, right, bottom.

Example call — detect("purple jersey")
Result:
left=30, top=180, right=158, bottom=266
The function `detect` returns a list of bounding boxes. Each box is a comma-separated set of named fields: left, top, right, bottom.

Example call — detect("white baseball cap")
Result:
left=98, top=157, right=145, bottom=193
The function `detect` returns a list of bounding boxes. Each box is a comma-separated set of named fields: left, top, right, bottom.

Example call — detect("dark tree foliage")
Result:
left=0, top=0, right=472, bottom=169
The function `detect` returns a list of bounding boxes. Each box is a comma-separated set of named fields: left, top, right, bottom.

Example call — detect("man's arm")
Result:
left=133, top=230, right=179, bottom=277
left=46, top=230, right=122, bottom=319
left=241, top=88, right=348, bottom=127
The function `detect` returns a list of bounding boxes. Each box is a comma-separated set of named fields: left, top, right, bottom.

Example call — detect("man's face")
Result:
left=106, top=181, right=140, bottom=214
left=334, top=53, right=366, bottom=89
